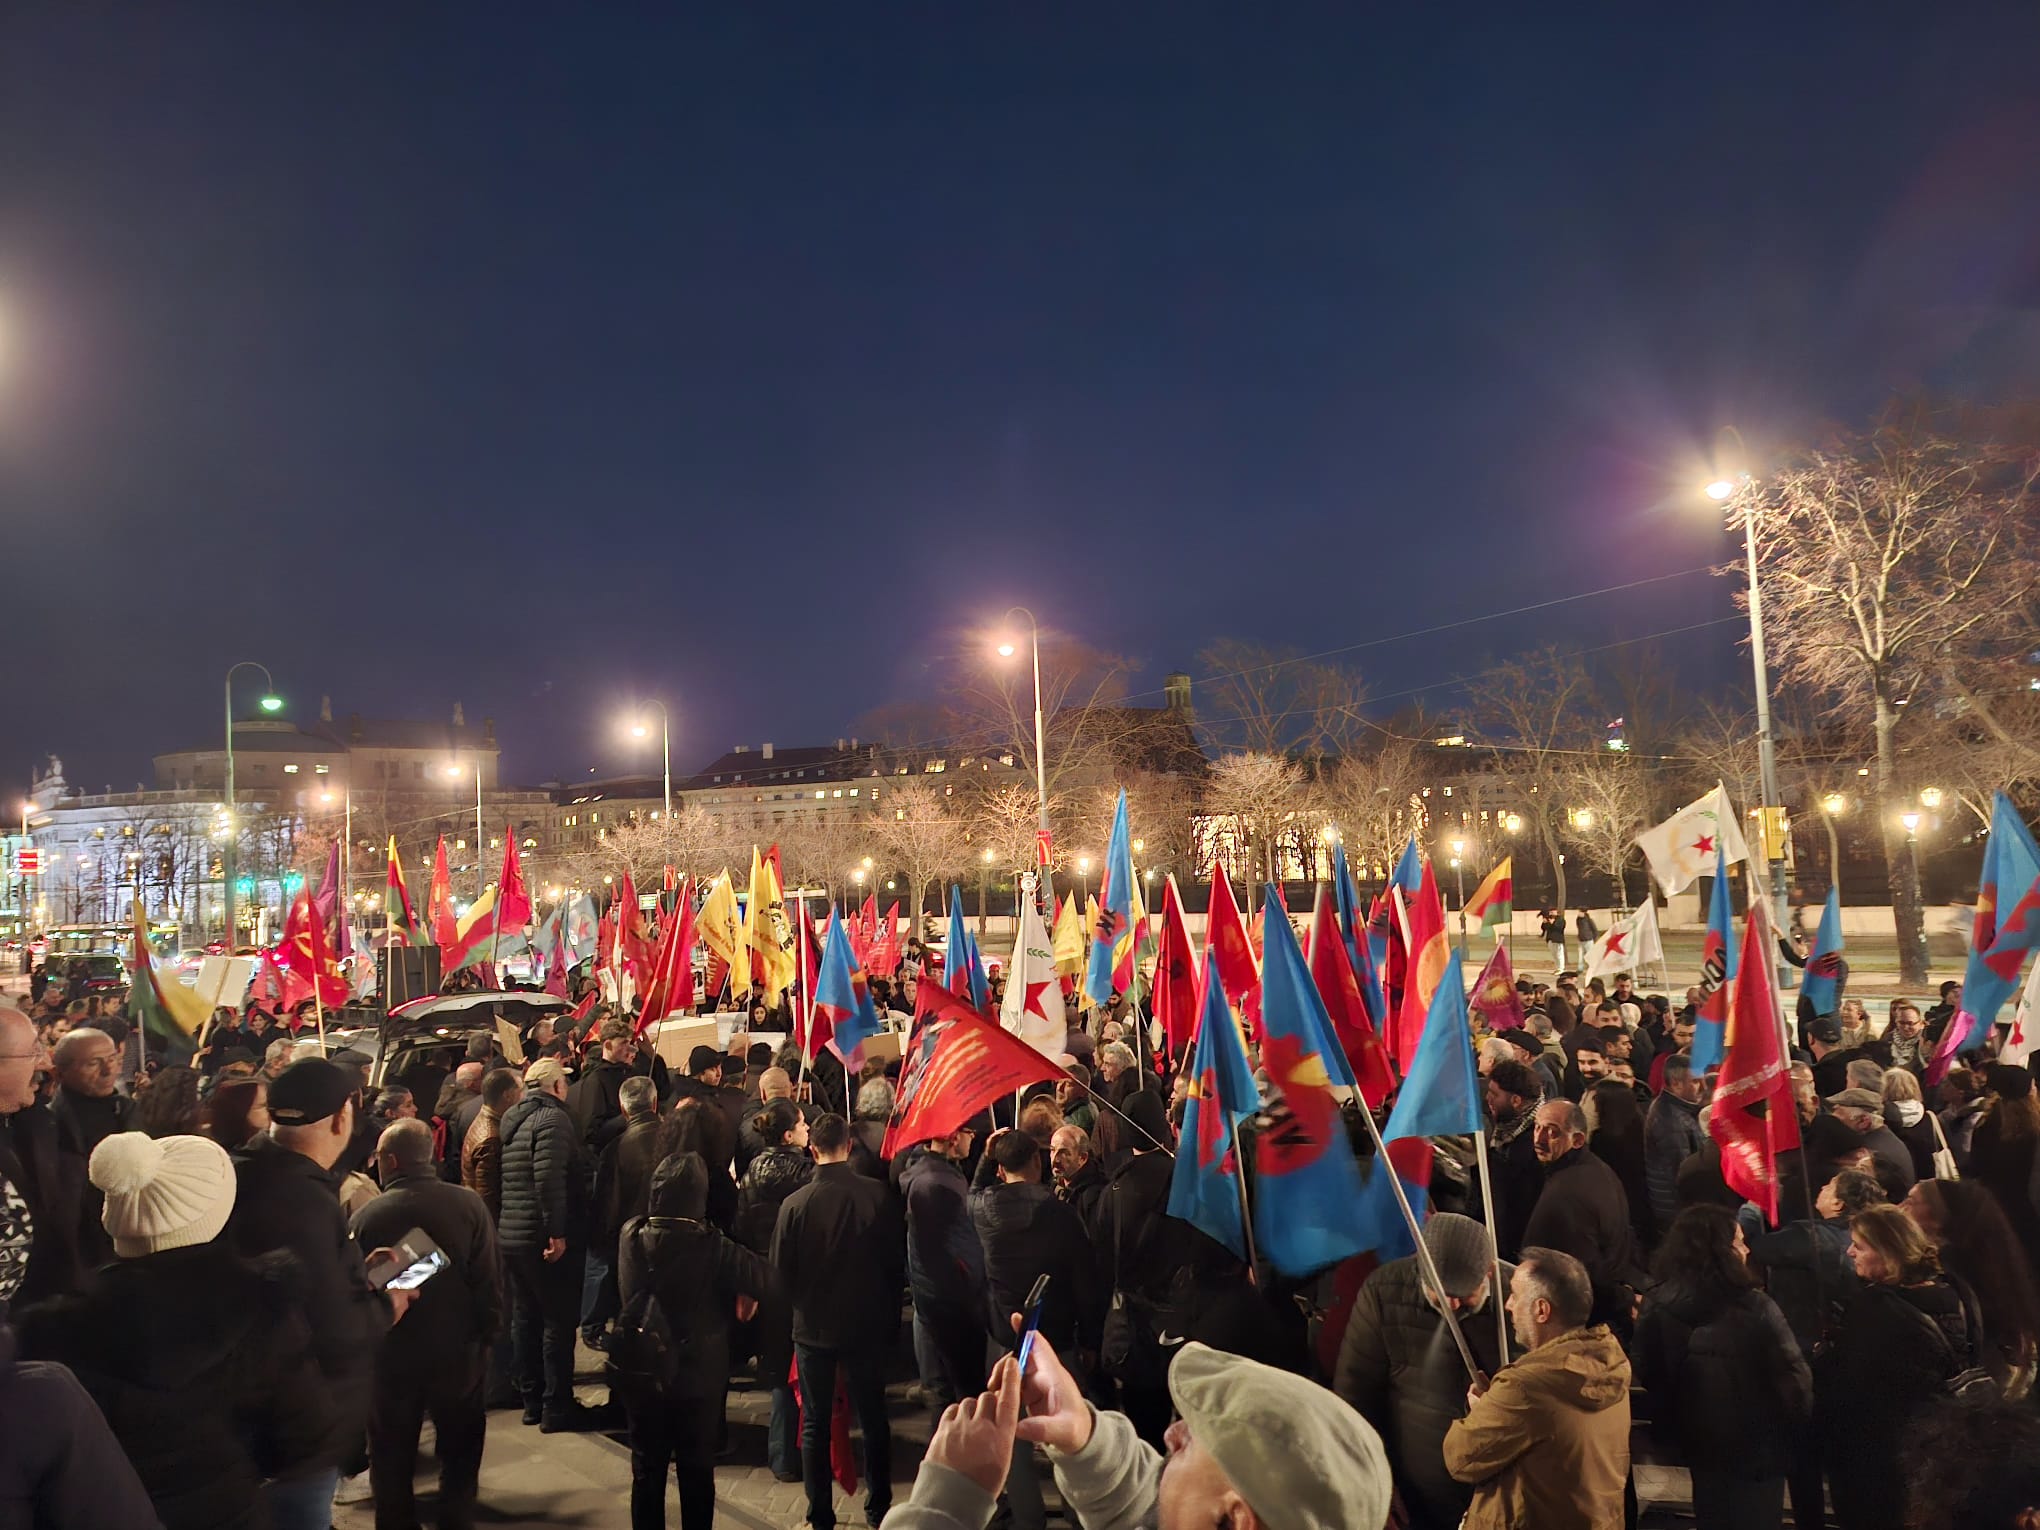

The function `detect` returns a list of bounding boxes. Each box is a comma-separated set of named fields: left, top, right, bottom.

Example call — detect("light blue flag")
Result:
left=1168, top=954, right=1262, bottom=1259
left=1800, top=887, right=1844, bottom=1016
left=1382, top=957, right=1483, bottom=1143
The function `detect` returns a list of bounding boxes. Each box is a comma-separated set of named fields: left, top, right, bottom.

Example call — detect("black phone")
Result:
left=1016, top=1273, right=1051, bottom=1374
left=366, top=1227, right=448, bottom=1291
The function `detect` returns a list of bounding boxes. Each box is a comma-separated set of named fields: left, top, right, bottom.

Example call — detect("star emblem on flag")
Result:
left=1690, top=834, right=1716, bottom=856
left=1022, top=979, right=1052, bottom=1020
left=1604, top=929, right=1628, bottom=958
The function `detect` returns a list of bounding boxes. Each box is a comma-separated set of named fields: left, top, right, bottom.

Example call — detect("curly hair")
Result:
left=1650, top=1204, right=1757, bottom=1297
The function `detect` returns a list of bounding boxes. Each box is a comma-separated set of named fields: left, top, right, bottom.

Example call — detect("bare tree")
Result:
left=1750, top=419, right=2040, bottom=982
left=1316, top=736, right=1429, bottom=879
left=951, top=636, right=1140, bottom=812
left=1679, top=701, right=1766, bottom=821
left=1557, top=757, right=1653, bottom=911
left=1465, top=648, right=1602, bottom=914
left=1195, top=640, right=1368, bottom=760
left=1204, top=753, right=1306, bottom=893
left=876, top=779, right=972, bottom=918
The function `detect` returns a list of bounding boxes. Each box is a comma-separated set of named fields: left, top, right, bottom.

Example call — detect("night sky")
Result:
left=7, top=5, right=2040, bottom=794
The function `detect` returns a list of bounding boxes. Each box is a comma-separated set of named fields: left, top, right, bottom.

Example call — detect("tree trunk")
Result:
left=1873, top=694, right=1930, bottom=985
left=1823, top=815, right=1841, bottom=904
left=1542, top=815, right=1568, bottom=914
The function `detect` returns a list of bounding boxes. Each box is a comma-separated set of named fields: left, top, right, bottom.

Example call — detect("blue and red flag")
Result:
left=1083, top=789, right=1139, bottom=1008
left=1306, top=884, right=1394, bottom=1108
left=1933, top=791, right=2040, bottom=1076
left=1251, top=886, right=1372, bottom=1277
left=944, top=885, right=990, bottom=1011
left=1334, top=844, right=1389, bottom=1024
left=1384, top=956, right=1483, bottom=1144
left=1801, top=887, right=1845, bottom=1016
left=1167, top=953, right=1261, bottom=1259
left=1690, top=847, right=1736, bottom=1073
left=815, top=907, right=883, bottom=1062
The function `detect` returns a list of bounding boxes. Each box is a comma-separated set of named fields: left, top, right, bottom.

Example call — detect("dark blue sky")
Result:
left=6, top=5, right=2039, bottom=792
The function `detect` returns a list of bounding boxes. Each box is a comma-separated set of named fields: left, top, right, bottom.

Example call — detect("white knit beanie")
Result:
left=90, top=1131, right=237, bottom=1257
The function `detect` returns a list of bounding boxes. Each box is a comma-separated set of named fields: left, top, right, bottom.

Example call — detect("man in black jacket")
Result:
left=1483, top=1061, right=1545, bottom=1262
left=772, top=1113, right=904, bottom=1530
left=351, top=1118, right=501, bottom=1530
left=1522, top=1098, right=1642, bottom=1333
left=496, top=1057, right=605, bottom=1432
left=898, top=1123, right=987, bottom=1406
left=569, top=1018, right=637, bottom=1150
left=972, top=1127, right=1102, bottom=1530
left=227, top=1059, right=408, bottom=1530
left=1049, top=1124, right=1108, bottom=1228
left=1335, top=1213, right=1515, bottom=1530
left=587, top=1076, right=663, bottom=1352
left=49, top=1027, right=128, bottom=1270
left=0, top=1007, right=90, bottom=1306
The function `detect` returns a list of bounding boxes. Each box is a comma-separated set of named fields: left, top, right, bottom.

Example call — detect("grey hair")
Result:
left=855, top=1077, right=896, bottom=1121
left=1662, top=1053, right=1695, bottom=1086
left=1880, top=1067, right=1922, bottom=1105
left=619, top=1076, right=659, bottom=1118
left=1845, top=1058, right=1886, bottom=1093
left=52, top=1027, right=113, bottom=1067
left=378, top=1117, right=436, bottom=1173
left=1099, top=1042, right=1136, bottom=1070
left=1516, top=1245, right=1592, bottom=1330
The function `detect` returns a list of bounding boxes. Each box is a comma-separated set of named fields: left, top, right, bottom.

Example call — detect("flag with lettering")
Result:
left=1690, top=848, right=1737, bottom=1073
left=881, top=981, right=1060, bottom=1156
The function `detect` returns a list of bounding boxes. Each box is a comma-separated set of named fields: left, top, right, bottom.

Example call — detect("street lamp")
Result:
left=1076, top=855, right=1092, bottom=906
left=447, top=763, right=484, bottom=895
left=1918, top=787, right=1942, bottom=811
left=627, top=700, right=673, bottom=820
left=1504, top=813, right=1522, bottom=835
left=1449, top=836, right=1468, bottom=961
left=1823, top=793, right=1846, bottom=815
left=979, top=847, right=995, bottom=934
left=1705, top=441, right=1791, bottom=984
left=222, top=660, right=281, bottom=947
left=994, top=606, right=1052, bottom=906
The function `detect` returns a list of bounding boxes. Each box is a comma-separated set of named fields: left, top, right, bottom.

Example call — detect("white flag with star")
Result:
left=1000, top=876, right=1067, bottom=1057
left=1584, top=899, right=1665, bottom=982
left=1634, top=782, right=1752, bottom=896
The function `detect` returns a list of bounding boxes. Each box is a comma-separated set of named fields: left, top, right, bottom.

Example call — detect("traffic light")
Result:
left=235, top=876, right=255, bottom=898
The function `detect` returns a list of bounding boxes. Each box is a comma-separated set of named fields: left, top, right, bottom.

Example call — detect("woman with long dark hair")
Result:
left=1585, top=1077, right=1655, bottom=1252
left=1903, top=1178, right=2040, bottom=1403
left=204, top=1076, right=270, bottom=1150
left=1818, top=1205, right=1977, bottom=1530
left=1967, top=1064, right=2040, bottom=1270
left=1634, top=1205, right=1810, bottom=1530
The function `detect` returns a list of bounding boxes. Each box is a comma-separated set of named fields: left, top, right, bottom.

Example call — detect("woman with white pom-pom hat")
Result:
left=14, top=1131, right=338, bottom=1530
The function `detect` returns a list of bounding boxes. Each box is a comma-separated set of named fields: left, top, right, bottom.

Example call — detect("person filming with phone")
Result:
left=350, top=1117, right=503, bottom=1530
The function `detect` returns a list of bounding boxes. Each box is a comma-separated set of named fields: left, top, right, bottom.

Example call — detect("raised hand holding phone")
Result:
left=1009, top=1312, right=1092, bottom=1454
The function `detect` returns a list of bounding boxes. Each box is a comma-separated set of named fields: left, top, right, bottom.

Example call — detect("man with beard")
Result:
left=1484, top=1061, right=1545, bottom=1262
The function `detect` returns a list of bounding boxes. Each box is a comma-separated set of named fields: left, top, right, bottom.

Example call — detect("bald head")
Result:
left=759, top=1067, right=793, bottom=1101
left=0, top=1007, right=42, bottom=1114
left=453, top=1061, right=484, bottom=1093
left=377, top=1117, right=437, bottom=1177
left=53, top=1027, right=118, bottom=1098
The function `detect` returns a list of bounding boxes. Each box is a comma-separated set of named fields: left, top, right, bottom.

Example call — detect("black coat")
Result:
left=1486, top=1114, right=1544, bottom=1262
left=47, top=1089, right=126, bottom=1271
left=616, top=1157, right=776, bottom=1400
left=1745, top=1216, right=1859, bottom=1353
left=497, top=1091, right=594, bottom=1252
left=1632, top=1279, right=1810, bottom=1479
left=1053, top=1154, right=1109, bottom=1230
left=0, top=1105, right=92, bottom=1307
left=0, top=1324, right=158, bottom=1530
left=226, top=1134, right=390, bottom=1469
left=1967, top=1115, right=2040, bottom=1270
left=733, top=1146, right=813, bottom=1382
left=348, top=1171, right=502, bottom=1374
left=1817, top=1279, right=1972, bottom=1530
left=596, top=1116, right=668, bottom=1247
left=15, top=1243, right=334, bottom=1530
left=771, top=1161, right=903, bottom=1351
left=568, top=1058, right=632, bottom=1149
left=1521, top=1147, right=1642, bottom=1322
left=899, top=1146, right=984, bottom=1308
left=969, top=1179, right=1101, bottom=1354
left=1334, top=1255, right=1517, bottom=1530
left=1089, top=1149, right=1243, bottom=1320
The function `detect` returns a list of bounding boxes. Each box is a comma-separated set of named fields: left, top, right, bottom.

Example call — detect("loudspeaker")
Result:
left=378, top=946, right=443, bottom=1007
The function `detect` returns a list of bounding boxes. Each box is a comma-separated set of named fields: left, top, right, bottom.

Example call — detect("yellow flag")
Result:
left=747, top=848, right=795, bottom=998
left=697, top=871, right=748, bottom=993
left=1051, top=890, right=1085, bottom=978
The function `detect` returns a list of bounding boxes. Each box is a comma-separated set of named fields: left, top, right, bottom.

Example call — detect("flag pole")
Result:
left=1230, top=1119, right=1260, bottom=1285
left=1470, top=1125, right=1510, bottom=1362
left=1353, top=1103, right=1481, bottom=1381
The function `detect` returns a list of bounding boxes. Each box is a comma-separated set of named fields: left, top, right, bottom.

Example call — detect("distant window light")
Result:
left=926, top=760, right=946, bottom=773
left=796, top=770, right=805, bottom=778
left=589, top=812, right=599, bottom=823
left=283, top=764, right=299, bottom=775
left=489, top=838, right=501, bottom=849
left=523, top=838, right=536, bottom=848
left=1442, top=785, right=1452, bottom=797
left=814, top=790, right=825, bottom=799
left=832, top=789, right=843, bottom=798
left=314, top=764, right=330, bottom=774
left=999, top=753, right=1014, bottom=767
left=455, top=838, right=468, bottom=850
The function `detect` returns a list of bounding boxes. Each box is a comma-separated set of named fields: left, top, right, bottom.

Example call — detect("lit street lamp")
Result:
left=1449, top=835, right=1468, bottom=961
left=1076, top=855, right=1091, bottom=907
left=222, top=661, right=282, bottom=947
left=627, top=700, right=673, bottom=820
left=994, top=607, right=1052, bottom=909
left=1707, top=445, right=1791, bottom=985
left=447, top=763, right=484, bottom=895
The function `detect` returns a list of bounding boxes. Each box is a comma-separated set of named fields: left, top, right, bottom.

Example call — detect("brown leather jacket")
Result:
left=461, top=1105, right=506, bottom=1220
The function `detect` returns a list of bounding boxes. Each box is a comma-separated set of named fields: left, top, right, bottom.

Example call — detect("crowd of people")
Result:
left=1, top=934, right=2039, bottom=1530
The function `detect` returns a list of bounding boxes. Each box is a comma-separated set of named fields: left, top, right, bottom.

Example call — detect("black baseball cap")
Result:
left=268, top=1058, right=354, bottom=1126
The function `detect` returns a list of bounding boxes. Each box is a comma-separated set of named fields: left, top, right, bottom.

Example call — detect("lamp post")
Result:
left=629, top=700, right=673, bottom=821
left=1076, top=855, right=1091, bottom=907
left=1450, top=836, right=1468, bottom=962
left=447, top=764, right=484, bottom=895
left=979, top=847, right=994, bottom=936
left=222, top=662, right=282, bottom=948
left=996, top=607, right=1052, bottom=908
left=1706, top=457, right=1791, bottom=985
left=1901, top=811, right=1922, bottom=907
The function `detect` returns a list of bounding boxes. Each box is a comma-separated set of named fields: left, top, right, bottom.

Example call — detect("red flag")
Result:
left=852, top=894, right=879, bottom=962
left=543, top=905, right=572, bottom=1001
left=1393, top=863, right=1449, bottom=1071
left=1469, top=943, right=1526, bottom=1034
left=497, top=828, right=532, bottom=933
left=571, top=988, right=599, bottom=1025
left=1708, top=899, right=1802, bottom=1226
left=252, top=947, right=288, bottom=1017
left=1374, top=891, right=1409, bottom=1023
left=881, top=982, right=1061, bottom=1157
left=868, top=901, right=901, bottom=978
left=793, top=899, right=824, bottom=1055
left=616, top=872, right=655, bottom=981
left=1151, top=875, right=1200, bottom=1058
left=429, top=837, right=459, bottom=955
left=1205, top=864, right=1262, bottom=1037
left=280, top=888, right=349, bottom=1008
left=1305, top=885, right=1395, bottom=1107
left=636, top=877, right=695, bottom=1037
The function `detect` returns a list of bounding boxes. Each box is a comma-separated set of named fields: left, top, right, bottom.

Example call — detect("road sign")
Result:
left=15, top=849, right=39, bottom=876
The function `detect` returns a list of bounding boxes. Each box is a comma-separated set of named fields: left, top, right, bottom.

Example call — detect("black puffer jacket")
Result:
left=969, top=1178, right=1102, bottom=1354
left=15, top=1242, right=334, bottom=1530
left=616, top=1154, right=776, bottom=1401
left=1632, top=1279, right=1810, bottom=1478
left=1334, top=1255, right=1517, bottom=1530
left=0, top=1323, right=158, bottom=1530
left=498, top=1091, right=593, bottom=1252
left=734, top=1147, right=814, bottom=1257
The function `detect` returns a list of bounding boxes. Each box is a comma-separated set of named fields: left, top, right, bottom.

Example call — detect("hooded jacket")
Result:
left=1631, top=1279, right=1810, bottom=1477
left=1443, top=1324, right=1631, bottom=1530
left=615, top=1153, right=775, bottom=1400
left=15, top=1242, right=334, bottom=1530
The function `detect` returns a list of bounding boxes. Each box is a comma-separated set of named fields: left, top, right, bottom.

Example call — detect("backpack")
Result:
left=605, top=1227, right=695, bottom=1397
left=1895, top=1278, right=1997, bottom=1403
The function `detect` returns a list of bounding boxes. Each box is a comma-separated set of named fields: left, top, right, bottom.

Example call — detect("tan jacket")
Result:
left=462, top=1104, right=506, bottom=1220
left=1443, top=1323, right=1631, bottom=1530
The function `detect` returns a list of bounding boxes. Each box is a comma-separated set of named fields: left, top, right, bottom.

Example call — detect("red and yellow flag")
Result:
left=1463, top=856, right=1514, bottom=929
